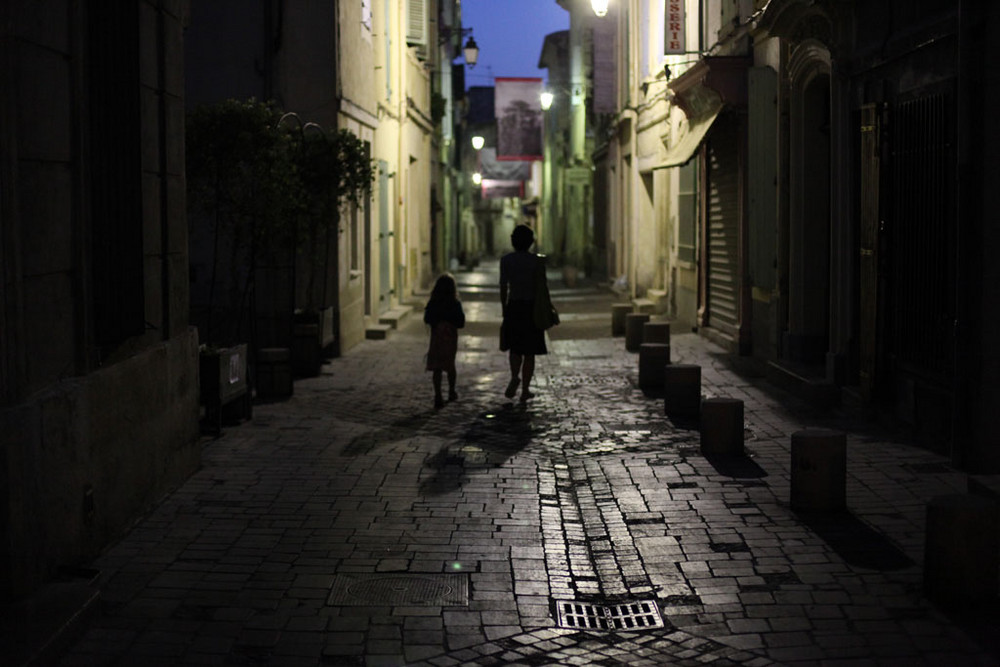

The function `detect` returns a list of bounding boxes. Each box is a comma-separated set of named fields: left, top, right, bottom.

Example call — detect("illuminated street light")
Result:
left=472, top=172, right=482, bottom=185
left=471, top=135, right=485, bottom=151
left=440, top=27, right=479, bottom=68
left=463, top=36, right=479, bottom=68
left=540, top=91, right=554, bottom=111
left=591, top=0, right=609, bottom=17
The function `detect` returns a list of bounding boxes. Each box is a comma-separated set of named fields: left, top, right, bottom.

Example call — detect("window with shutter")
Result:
left=407, top=0, right=426, bottom=47
left=677, top=160, right=697, bottom=264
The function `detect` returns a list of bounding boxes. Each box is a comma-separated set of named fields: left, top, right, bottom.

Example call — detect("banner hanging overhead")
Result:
left=480, top=148, right=532, bottom=181
left=495, top=77, right=543, bottom=161
left=664, top=0, right=686, bottom=55
left=481, top=179, right=524, bottom=199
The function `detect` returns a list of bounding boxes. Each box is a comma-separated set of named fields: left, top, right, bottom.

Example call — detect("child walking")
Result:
left=424, top=273, right=465, bottom=409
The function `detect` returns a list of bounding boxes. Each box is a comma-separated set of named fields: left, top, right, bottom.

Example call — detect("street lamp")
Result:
left=440, top=26, right=479, bottom=68
left=540, top=91, right=554, bottom=111
left=472, top=172, right=482, bottom=185
left=463, top=36, right=479, bottom=68
left=591, top=0, right=609, bottom=17
left=471, top=135, right=485, bottom=151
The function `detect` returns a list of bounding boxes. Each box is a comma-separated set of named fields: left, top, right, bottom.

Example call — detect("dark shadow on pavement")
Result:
left=703, top=453, right=768, bottom=479
left=420, top=447, right=469, bottom=495
left=798, top=511, right=914, bottom=571
left=465, top=404, right=536, bottom=453
left=343, top=410, right=437, bottom=456
left=419, top=405, right=536, bottom=496
left=939, top=601, right=1000, bottom=660
left=640, top=386, right=665, bottom=400
left=665, top=413, right=701, bottom=431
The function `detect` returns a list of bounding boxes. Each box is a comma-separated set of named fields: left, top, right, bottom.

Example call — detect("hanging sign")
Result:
left=481, top=179, right=524, bottom=199
left=495, top=78, right=543, bottom=161
left=664, top=0, right=686, bottom=55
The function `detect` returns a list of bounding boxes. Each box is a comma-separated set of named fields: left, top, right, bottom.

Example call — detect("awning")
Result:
left=658, top=104, right=723, bottom=169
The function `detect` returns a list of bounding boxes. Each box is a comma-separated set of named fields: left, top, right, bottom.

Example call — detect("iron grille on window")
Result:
left=889, top=90, right=955, bottom=377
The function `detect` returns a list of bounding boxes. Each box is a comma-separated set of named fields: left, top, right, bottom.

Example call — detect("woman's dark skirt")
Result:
left=502, top=300, right=547, bottom=355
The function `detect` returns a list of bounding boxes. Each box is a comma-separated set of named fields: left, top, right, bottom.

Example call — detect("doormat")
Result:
left=326, top=573, right=468, bottom=607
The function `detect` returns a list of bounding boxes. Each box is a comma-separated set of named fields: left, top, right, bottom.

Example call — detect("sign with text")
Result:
left=664, top=0, right=686, bottom=55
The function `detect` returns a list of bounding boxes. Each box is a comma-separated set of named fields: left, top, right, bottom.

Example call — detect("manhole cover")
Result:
left=555, top=599, right=665, bottom=631
left=327, top=574, right=468, bottom=606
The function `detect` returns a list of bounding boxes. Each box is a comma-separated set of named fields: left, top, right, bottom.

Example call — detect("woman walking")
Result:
left=499, top=224, right=550, bottom=403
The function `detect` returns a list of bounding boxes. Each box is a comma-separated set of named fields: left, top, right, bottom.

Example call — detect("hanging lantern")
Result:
left=463, top=36, right=479, bottom=68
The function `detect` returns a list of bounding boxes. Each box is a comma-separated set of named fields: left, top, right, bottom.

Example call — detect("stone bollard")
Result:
left=257, top=347, right=293, bottom=397
left=700, top=398, right=744, bottom=455
left=664, top=364, right=701, bottom=418
left=924, top=494, right=999, bottom=605
left=643, top=321, right=671, bottom=345
left=790, top=429, right=846, bottom=512
left=625, top=313, right=650, bottom=352
left=633, top=298, right=656, bottom=314
left=611, top=304, right=633, bottom=337
left=638, top=343, right=671, bottom=389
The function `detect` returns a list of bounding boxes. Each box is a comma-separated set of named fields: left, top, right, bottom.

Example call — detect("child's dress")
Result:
left=424, top=299, right=465, bottom=372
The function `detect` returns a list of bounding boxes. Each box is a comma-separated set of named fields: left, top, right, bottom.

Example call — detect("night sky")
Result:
left=460, top=0, right=570, bottom=88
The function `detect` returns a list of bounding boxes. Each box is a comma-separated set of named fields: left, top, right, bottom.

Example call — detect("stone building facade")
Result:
left=0, top=0, right=200, bottom=600
left=599, top=0, right=1000, bottom=471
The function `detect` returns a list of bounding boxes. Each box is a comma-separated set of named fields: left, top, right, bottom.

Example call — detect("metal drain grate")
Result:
left=555, top=599, right=665, bottom=631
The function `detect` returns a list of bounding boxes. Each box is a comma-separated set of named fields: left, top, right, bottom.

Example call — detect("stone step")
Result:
left=646, top=289, right=668, bottom=314
left=378, top=306, right=412, bottom=329
left=365, top=323, right=393, bottom=340
left=766, top=361, right=840, bottom=407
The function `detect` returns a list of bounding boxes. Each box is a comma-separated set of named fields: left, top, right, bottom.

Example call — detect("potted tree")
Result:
left=285, top=123, right=373, bottom=376
left=186, top=98, right=299, bottom=430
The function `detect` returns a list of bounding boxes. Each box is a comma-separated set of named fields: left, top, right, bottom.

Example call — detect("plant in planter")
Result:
left=283, top=122, right=373, bottom=376
left=186, top=98, right=300, bottom=426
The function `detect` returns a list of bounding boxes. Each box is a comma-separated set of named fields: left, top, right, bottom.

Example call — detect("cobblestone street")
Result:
left=58, top=263, right=998, bottom=666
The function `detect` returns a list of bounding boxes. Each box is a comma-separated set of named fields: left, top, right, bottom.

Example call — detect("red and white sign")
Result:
left=664, top=0, right=686, bottom=55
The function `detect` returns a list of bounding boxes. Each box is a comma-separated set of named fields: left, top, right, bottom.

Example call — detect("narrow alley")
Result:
left=5, top=3, right=1000, bottom=666
left=53, top=263, right=998, bottom=666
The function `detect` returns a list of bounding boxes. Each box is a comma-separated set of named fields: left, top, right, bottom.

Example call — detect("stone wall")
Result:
left=0, top=1, right=200, bottom=601
left=1, top=331, right=200, bottom=599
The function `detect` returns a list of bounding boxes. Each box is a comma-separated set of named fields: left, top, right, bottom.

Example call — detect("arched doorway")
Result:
left=784, top=46, right=832, bottom=368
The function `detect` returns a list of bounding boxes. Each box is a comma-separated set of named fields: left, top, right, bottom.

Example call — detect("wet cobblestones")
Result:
left=56, top=263, right=999, bottom=666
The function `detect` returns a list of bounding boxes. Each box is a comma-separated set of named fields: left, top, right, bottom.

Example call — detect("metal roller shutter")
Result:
left=705, top=117, right=740, bottom=340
